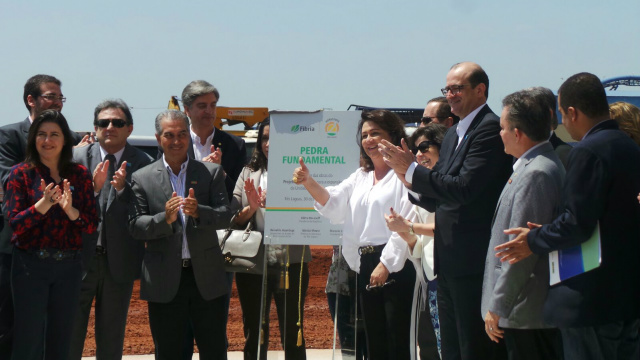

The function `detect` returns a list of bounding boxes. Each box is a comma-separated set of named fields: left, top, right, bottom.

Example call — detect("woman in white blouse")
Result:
left=386, top=123, right=448, bottom=359
left=293, top=110, right=417, bottom=360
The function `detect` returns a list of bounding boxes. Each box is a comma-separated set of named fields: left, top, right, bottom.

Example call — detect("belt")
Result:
left=182, top=259, right=192, bottom=268
left=19, top=247, right=80, bottom=261
left=358, top=244, right=386, bottom=255
left=95, top=246, right=107, bottom=255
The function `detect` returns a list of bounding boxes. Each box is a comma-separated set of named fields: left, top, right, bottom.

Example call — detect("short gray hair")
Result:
left=155, top=110, right=190, bottom=135
left=526, top=87, right=557, bottom=130
left=181, top=80, right=219, bottom=109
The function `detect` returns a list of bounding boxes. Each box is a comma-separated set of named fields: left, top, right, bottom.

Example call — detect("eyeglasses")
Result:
left=420, top=116, right=444, bottom=124
left=412, top=141, right=435, bottom=155
left=96, top=119, right=128, bottom=128
left=39, top=94, right=66, bottom=103
left=366, top=279, right=395, bottom=292
left=440, top=84, right=469, bottom=96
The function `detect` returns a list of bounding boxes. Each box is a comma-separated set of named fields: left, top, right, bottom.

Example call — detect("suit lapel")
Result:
left=443, top=105, right=490, bottom=173
left=187, top=138, right=196, bottom=159
left=156, top=161, right=174, bottom=201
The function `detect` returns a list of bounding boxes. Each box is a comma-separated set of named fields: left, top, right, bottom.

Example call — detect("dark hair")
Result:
left=181, top=80, right=220, bottom=109
left=451, top=62, right=489, bottom=98
left=558, top=72, right=609, bottom=119
left=527, top=87, right=558, bottom=130
left=248, top=119, right=270, bottom=171
left=94, top=99, right=134, bottom=126
left=502, top=90, right=551, bottom=142
left=409, top=123, right=447, bottom=151
left=23, top=74, right=61, bottom=112
left=357, top=110, right=407, bottom=172
left=25, top=110, right=75, bottom=176
left=428, top=96, right=460, bottom=125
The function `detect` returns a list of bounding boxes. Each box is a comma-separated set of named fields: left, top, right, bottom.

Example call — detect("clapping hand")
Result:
left=111, top=161, right=128, bottom=191
left=92, top=159, right=110, bottom=192
left=385, top=207, right=411, bottom=233
left=202, top=146, right=222, bottom=164
left=58, top=179, right=73, bottom=212
left=165, top=192, right=183, bottom=224
left=244, top=179, right=263, bottom=210
left=182, top=188, right=199, bottom=218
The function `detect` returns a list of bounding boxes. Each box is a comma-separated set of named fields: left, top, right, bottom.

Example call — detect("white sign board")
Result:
left=264, top=111, right=361, bottom=245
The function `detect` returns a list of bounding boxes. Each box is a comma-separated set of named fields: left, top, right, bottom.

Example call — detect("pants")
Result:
left=327, top=291, right=368, bottom=360
left=11, top=248, right=82, bottom=360
left=0, top=253, right=13, bottom=359
left=69, top=252, right=134, bottom=360
left=417, top=279, right=440, bottom=360
left=561, top=319, right=640, bottom=360
left=358, top=253, right=416, bottom=360
left=235, top=263, right=309, bottom=360
left=148, top=267, right=227, bottom=360
left=503, top=328, right=562, bottom=360
left=437, top=273, right=506, bottom=360
left=182, top=271, right=233, bottom=359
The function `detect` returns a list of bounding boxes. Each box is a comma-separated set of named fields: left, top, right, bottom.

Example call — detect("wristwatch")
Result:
left=408, top=221, right=415, bottom=235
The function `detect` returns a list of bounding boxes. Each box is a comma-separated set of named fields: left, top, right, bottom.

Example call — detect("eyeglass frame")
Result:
left=95, top=118, right=128, bottom=128
left=440, top=84, right=471, bottom=96
left=420, top=116, right=446, bottom=124
left=39, top=94, right=67, bottom=103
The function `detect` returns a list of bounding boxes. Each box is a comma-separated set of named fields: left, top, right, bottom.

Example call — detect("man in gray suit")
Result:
left=129, top=110, right=232, bottom=360
left=481, top=90, right=564, bottom=360
left=69, top=99, right=153, bottom=360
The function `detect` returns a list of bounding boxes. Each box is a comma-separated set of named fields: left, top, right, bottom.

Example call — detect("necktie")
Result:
left=100, top=154, right=117, bottom=246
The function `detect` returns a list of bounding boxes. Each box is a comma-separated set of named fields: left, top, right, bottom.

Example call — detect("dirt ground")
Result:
left=81, top=246, right=335, bottom=356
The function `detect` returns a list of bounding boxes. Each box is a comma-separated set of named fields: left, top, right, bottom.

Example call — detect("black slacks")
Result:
left=357, top=253, right=415, bottom=360
left=235, top=263, right=309, bottom=360
left=0, top=253, right=13, bottom=359
left=148, top=266, right=227, bottom=360
left=561, top=319, right=640, bottom=360
left=503, top=328, right=562, bottom=360
left=69, top=252, right=134, bottom=360
left=437, top=273, right=506, bottom=360
left=11, top=248, right=82, bottom=360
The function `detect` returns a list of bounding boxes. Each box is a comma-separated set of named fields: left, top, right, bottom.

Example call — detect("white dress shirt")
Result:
left=162, top=155, right=191, bottom=260
left=190, top=126, right=215, bottom=160
left=315, top=168, right=415, bottom=273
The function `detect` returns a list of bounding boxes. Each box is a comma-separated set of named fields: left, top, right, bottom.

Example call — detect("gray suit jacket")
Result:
left=129, top=159, right=232, bottom=303
left=230, top=167, right=312, bottom=266
left=73, top=142, right=153, bottom=282
left=481, top=142, right=565, bottom=329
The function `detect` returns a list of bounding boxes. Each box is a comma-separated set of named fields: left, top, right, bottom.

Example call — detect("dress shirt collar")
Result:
left=190, top=126, right=215, bottom=157
left=28, top=115, right=34, bottom=124
left=162, top=154, right=189, bottom=176
left=99, top=145, right=125, bottom=165
left=513, top=141, right=549, bottom=171
left=456, top=103, right=486, bottom=146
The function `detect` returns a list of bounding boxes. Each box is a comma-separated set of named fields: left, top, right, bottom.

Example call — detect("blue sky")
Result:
left=1, top=1, right=639, bottom=134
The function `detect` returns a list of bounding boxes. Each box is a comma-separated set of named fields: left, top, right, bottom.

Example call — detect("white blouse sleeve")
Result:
left=314, top=170, right=359, bottom=224
left=380, top=181, right=417, bottom=273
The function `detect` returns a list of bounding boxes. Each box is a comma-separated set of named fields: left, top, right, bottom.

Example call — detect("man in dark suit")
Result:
left=69, top=99, right=153, bottom=360
left=0, top=74, right=88, bottom=357
left=129, top=110, right=232, bottom=360
left=380, top=62, right=512, bottom=359
left=527, top=87, right=572, bottom=168
left=496, top=72, right=640, bottom=359
left=166, top=80, right=246, bottom=358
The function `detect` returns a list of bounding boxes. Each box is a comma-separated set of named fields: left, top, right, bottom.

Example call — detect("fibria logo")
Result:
left=324, top=118, right=340, bottom=137
left=291, top=124, right=314, bottom=132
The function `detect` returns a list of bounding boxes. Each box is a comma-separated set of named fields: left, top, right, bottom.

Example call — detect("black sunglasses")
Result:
left=96, top=119, right=128, bottom=128
left=420, top=116, right=444, bottom=124
left=412, top=141, right=434, bottom=155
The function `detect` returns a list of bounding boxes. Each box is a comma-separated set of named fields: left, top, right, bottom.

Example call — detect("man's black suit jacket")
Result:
left=158, top=128, right=246, bottom=199
left=410, top=105, right=513, bottom=277
left=549, top=131, right=572, bottom=169
left=528, top=119, right=640, bottom=327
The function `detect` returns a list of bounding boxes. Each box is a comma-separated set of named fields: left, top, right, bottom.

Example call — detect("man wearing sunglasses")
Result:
left=420, top=96, right=459, bottom=129
left=380, top=62, right=513, bottom=360
left=0, top=74, right=88, bottom=358
left=69, top=99, right=153, bottom=360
